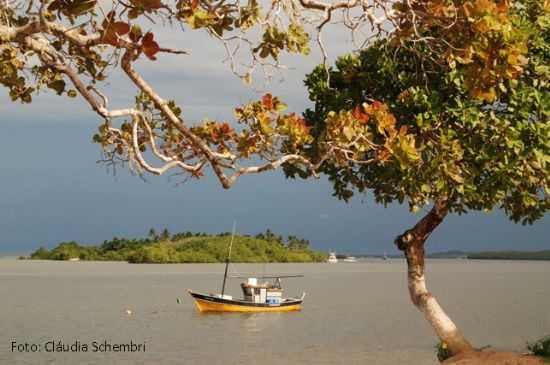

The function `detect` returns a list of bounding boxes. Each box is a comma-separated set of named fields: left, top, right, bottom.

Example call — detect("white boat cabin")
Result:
left=241, top=277, right=283, bottom=304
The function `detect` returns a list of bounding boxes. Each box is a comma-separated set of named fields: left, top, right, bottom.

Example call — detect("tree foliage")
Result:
left=528, top=335, right=550, bottom=359
left=286, top=0, right=549, bottom=225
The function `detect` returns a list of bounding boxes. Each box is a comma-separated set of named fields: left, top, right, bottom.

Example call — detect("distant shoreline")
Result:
left=339, top=250, right=550, bottom=261
left=427, top=250, right=550, bottom=261
left=12, top=254, right=550, bottom=263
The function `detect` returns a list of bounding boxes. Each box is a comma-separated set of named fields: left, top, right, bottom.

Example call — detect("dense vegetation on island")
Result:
left=26, top=229, right=326, bottom=264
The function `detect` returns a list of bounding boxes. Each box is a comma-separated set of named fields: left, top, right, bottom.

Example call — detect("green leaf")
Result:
left=48, top=79, right=66, bottom=95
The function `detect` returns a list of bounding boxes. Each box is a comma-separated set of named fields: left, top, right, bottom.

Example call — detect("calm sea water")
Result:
left=1, top=259, right=549, bottom=365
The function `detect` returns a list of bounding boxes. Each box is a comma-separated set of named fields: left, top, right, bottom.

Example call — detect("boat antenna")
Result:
left=221, top=221, right=236, bottom=296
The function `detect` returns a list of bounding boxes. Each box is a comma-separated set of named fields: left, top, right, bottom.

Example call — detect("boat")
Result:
left=327, top=251, right=338, bottom=263
left=343, top=256, right=357, bottom=263
left=188, top=276, right=305, bottom=312
left=188, top=224, right=306, bottom=312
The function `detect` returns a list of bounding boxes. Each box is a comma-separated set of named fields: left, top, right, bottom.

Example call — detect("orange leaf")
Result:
left=262, top=93, right=274, bottom=109
left=144, top=0, right=164, bottom=9
left=352, top=105, right=370, bottom=123
left=220, top=122, right=233, bottom=136
left=102, top=32, right=118, bottom=46
left=142, top=32, right=160, bottom=60
left=131, top=0, right=164, bottom=10
left=111, top=21, right=130, bottom=35
left=102, top=20, right=130, bottom=46
left=495, top=0, right=509, bottom=13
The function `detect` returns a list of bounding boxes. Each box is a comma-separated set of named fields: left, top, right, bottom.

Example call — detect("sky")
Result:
left=0, top=20, right=548, bottom=255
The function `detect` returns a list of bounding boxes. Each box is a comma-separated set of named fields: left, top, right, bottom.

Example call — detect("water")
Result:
left=1, top=259, right=549, bottom=365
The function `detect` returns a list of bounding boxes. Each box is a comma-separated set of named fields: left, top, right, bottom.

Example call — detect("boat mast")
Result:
left=221, top=221, right=236, bottom=296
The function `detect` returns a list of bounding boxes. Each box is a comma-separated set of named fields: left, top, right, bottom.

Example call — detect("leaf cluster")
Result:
left=527, top=335, right=550, bottom=359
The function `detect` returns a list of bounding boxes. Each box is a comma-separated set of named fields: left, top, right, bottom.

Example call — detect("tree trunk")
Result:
left=394, top=199, right=474, bottom=356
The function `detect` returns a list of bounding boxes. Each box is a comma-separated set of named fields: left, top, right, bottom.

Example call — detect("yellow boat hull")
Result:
left=188, top=291, right=303, bottom=312
left=193, top=298, right=301, bottom=312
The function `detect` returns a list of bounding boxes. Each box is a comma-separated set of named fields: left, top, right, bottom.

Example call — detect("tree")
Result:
left=160, top=228, right=171, bottom=241
left=264, top=229, right=275, bottom=241
left=148, top=228, right=158, bottom=241
left=287, top=235, right=310, bottom=250
left=2, top=0, right=548, bottom=361
left=30, top=246, right=50, bottom=259
left=286, top=0, right=548, bottom=358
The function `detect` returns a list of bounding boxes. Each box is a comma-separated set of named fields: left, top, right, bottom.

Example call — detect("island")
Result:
left=25, top=229, right=327, bottom=263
